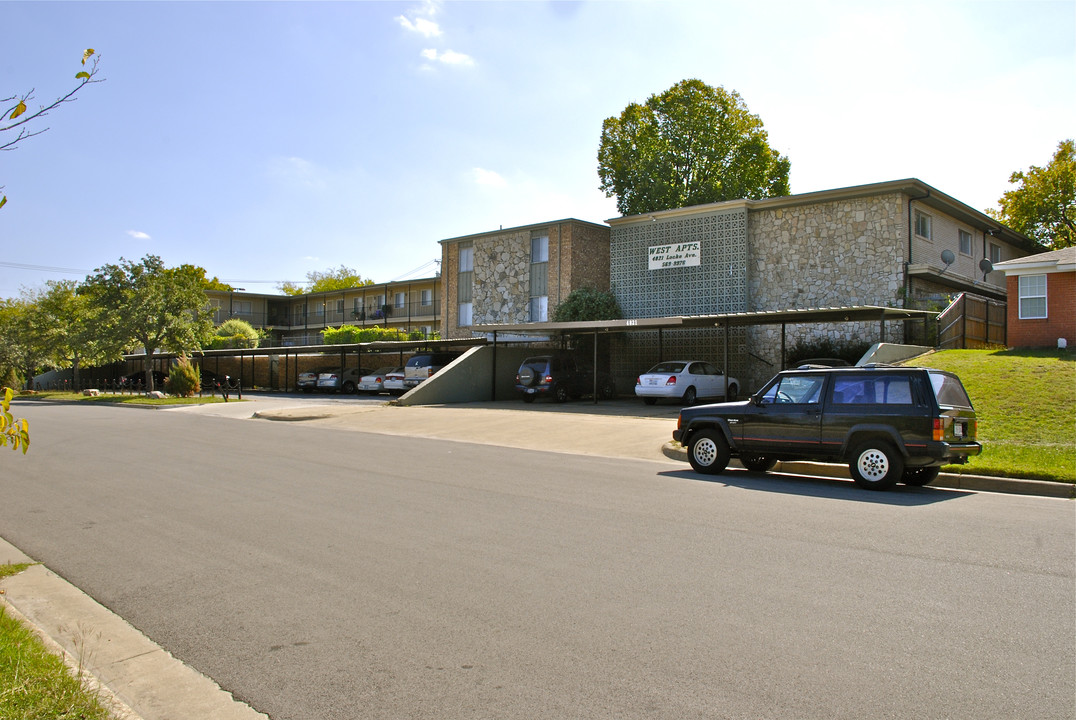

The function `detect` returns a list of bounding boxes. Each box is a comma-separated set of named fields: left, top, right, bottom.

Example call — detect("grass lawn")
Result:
left=905, top=348, right=1075, bottom=483
left=0, top=564, right=116, bottom=720
left=18, top=390, right=235, bottom=406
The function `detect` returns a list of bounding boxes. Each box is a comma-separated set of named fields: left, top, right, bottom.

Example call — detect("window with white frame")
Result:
left=233, top=300, right=252, bottom=316
left=529, top=234, right=549, bottom=322
left=420, top=289, right=432, bottom=306
left=336, top=299, right=344, bottom=314
left=1018, top=274, right=1047, bottom=319
left=959, top=230, right=972, bottom=255
left=395, top=292, right=406, bottom=309
left=458, top=242, right=474, bottom=327
left=914, top=211, right=932, bottom=240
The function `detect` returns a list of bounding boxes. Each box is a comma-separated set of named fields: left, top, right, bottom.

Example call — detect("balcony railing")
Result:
left=213, top=300, right=440, bottom=330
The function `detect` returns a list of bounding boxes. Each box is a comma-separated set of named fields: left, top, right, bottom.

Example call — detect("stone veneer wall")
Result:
left=440, top=221, right=611, bottom=339
left=742, top=192, right=908, bottom=389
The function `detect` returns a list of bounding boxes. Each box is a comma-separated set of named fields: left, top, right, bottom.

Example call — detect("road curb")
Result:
left=0, top=538, right=268, bottom=720
left=661, top=442, right=1073, bottom=498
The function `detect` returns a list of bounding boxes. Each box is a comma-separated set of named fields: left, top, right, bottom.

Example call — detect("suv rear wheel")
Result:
left=740, top=454, right=777, bottom=472
left=687, top=430, right=730, bottom=474
left=849, top=440, right=903, bottom=490
left=553, top=384, right=569, bottom=403
left=901, top=466, right=941, bottom=486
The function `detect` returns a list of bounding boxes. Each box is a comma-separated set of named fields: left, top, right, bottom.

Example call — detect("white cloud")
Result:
left=420, top=48, right=474, bottom=67
left=396, top=15, right=442, bottom=38
left=127, top=230, right=151, bottom=240
left=267, top=156, right=328, bottom=190
left=472, top=168, right=507, bottom=187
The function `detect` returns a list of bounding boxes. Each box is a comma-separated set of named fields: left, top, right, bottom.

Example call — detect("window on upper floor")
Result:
left=914, top=211, right=932, bottom=240
left=529, top=234, right=549, bottom=322
left=458, top=242, right=474, bottom=326
left=421, top=289, right=432, bottom=306
left=395, top=292, right=406, bottom=309
left=336, top=299, right=344, bottom=314
left=1018, top=274, right=1047, bottom=319
left=990, top=243, right=1002, bottom=264
left=959, top=230, right=973, bottom=255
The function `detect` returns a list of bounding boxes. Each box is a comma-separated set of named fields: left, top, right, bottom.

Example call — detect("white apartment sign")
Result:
left=648, top=242, right=701, bottom=270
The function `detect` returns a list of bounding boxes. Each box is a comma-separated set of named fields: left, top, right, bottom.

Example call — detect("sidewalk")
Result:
left=2, top=398, right=1071, bottom=720
left=253, top=399, right=1074, bottom=499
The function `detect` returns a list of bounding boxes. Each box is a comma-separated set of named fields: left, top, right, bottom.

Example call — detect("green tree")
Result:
left=988, top=139, right=1075, bottom=249
left=552, top=287, right=623, bottom=322
left=279, top=265, right=375, bottom=295
left=79, top=256, right=215, bottom=391
left=28, top=280, right=111, bottom=390
left=208, top=318, right=260, bottom=349
left=598, top=79, right=790, bottom=216
left=2, top=49, right=102, bottom=210
left=0, top=297, right=51, bottom=390
left=0, top=387, right=30, bottom=454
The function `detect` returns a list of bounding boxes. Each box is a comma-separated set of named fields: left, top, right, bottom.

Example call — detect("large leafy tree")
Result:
left=80, top=255, right=215, bottom=391
left=598, top=79, right=791, bottom=216
left=0, top=297, right=51, bottom=390
left=988, top=139, right=1074, bottom=249
left=2, top=49, right=102, bottom=210
left=30, top=280, right=111, bottom=389
left=279, top=264, right=375, bottom=295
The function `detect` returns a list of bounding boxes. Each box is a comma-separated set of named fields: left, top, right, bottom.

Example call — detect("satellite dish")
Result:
left=979, top=258, right=994, bottom=275
left=940, top=249, right=955, bottom=266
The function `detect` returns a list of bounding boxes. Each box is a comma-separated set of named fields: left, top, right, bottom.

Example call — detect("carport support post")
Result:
left=723, top=321, right=730, bottom=399
left=592, top=331, right=598, bottom=404
left=491, top=331, right=498, bottom=401
left=781, top=323, right=787, bottom=370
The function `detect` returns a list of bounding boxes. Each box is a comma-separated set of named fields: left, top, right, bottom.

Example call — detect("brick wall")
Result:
left=1006, top=272, right=1076, bottom=348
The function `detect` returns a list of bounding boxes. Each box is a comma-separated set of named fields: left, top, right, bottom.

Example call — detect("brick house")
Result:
left=995, top=246, right=1076, bottom=349
left=439, top=219, right=611, bottom=339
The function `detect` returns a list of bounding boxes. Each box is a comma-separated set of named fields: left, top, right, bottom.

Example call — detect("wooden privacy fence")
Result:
left=937, top=293, right=1007, bottom=349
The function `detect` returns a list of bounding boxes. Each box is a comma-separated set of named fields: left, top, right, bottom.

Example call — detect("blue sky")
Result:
left=2, top=0, right=1073, bottom=297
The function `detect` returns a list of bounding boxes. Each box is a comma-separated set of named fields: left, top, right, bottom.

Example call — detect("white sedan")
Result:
left=382, top=368, right=407, bottom=396
left=357, top=366, right=402, bottom=395
left=635, top=360, right=739, bottom=405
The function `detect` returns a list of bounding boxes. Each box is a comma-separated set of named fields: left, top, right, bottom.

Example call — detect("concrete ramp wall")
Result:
left=858, top=343, right=934, bottom=365
left=396, top=345, right=540, bottom=405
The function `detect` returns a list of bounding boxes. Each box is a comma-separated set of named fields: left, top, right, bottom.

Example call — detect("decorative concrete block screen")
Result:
left=609, top=208, right=749, bottom=388
left=611, top=208, right=748, bottom=318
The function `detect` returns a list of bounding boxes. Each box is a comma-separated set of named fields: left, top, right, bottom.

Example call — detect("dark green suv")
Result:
left=672, top=365, right=981, bottom=490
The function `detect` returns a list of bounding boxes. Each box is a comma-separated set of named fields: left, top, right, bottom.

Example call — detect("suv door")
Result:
left=821, top=372, right=926, bottom=454
left=739, top=373, right=827, bottom=455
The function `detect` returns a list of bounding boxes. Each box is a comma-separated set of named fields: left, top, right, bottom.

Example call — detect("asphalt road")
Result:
left=2, top=401, right=1073, bottom=720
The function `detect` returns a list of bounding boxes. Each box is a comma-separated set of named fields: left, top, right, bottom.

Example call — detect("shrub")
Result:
left=552, top=287, right=622, bottom=322
left=322, top=325, right=407, bottom=344
left=207, top=319, right=260, bottom=349
left=786, top=337, right=874, bottom=367
left=166, top=356, right=201, bottom=397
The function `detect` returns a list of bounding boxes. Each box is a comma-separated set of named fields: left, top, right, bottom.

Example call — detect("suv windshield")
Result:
left=929, top=371, right=974, bottom=408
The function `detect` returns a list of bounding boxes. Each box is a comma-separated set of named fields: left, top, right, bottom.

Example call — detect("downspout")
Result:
left=905, top=188, right=931, bottom=308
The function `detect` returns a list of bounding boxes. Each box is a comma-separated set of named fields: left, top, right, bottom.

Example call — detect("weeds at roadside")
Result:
left=0, top=563, right=119, bottom=719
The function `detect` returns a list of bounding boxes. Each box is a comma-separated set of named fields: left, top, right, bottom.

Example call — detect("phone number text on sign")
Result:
left=648, top=242, right=701, bottom=270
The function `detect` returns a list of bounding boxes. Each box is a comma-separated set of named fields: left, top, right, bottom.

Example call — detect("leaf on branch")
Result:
left=82, top=49, right=95, bottom=65
left=0, top=196, right=6, bottom=210
left=76, top=71, right=90, bottom=80
left=9, top=101, right=27, bottom=120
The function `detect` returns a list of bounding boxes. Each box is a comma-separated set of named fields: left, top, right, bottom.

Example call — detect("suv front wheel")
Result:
left=849, top=440, right=903, bottom=490
left=687, top=430, right=730, bottom=475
